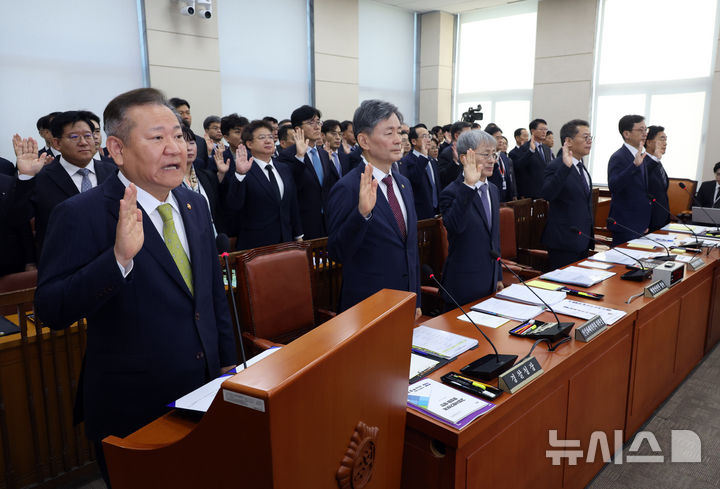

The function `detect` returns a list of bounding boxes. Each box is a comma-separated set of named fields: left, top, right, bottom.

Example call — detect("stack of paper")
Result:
left=412, top=325, right=478, bottom=359
left=589, top=248, right=655, bottom=266
left=496, top=283, right=567, bottom=306
left=662, top=223, right=708, bottom=235
left=470, top=297, right=544, bottom=322
left=552, top=299, right=627, bottom=325
left=541, top=266, right=615, bottom=287
left=408, top=379, right=495, bottom=429
left=456, top=311, right=509, bottom=328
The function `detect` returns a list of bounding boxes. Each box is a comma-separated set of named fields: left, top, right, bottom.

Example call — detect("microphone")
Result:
left=678, top=182, right=720, bottom=233
left=490, top=250, right=574, bottom=338
left=422, top=264, right=517, bottom=380
left=570, top=226, right=651, bottom=281
left=647, top=192, right=701, bottom=249
left=216, top=233, right=248, bottom=369
left=606, top=217, right=674, bottom=261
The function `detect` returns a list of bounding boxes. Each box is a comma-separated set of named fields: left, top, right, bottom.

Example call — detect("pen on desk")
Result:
left=523, top=325, right=537, bottom=335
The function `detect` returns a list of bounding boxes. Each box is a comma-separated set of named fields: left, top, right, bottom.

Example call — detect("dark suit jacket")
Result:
left=400, top=151, right=440, bottom=220
left=511, top=142, right=551, bottom=199
left=347, top=146, right=364, bottom=172
left=0, top=174, right=35, bottom=275
left=437, top=145, right=462, bottom=190
left=192, top=166, right=229, bottom=235
left=327, top=163, right=420, bottom=312
left=225, top=159, right=302, bottom=250
left=34, top=175, right=236, bottom=441
left=696, top=180, right=718, bottom=208
left=488, top=153, right=518, bottom=202
left=439, top=178, right=501, bottom=306
left=0, top=157, right=15, bottom=177
left=645, top=155, right=670, bottom=231
left=16, top=158, right=117, bottom=252
left=540, top=157, right=594, bottom=253
left=277, top=144, right=338, bottom=240
left=607, top=145, right=651, bottom=244
left=193, top=135, right=216, bottom=172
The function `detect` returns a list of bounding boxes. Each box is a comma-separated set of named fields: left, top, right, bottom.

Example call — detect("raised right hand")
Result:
left=234, top=144, right=254, bottom=175
left=294, top=127, right=309, bottom=158
left=358, top=163, right=378, bottom=217
left=633, top=146, right=646, bottom=167
left=561, top=142, right=573, bottom=168
left=462, top=149, right=482, bottom=186
left=529, top=136, right=536, bottom=152
left=13, top=134, right=53, bottom=176
left=114, top=183, right=144, bottom=270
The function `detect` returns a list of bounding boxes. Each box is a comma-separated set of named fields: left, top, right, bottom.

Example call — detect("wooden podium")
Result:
left=103, top=290, right=416, bottom=488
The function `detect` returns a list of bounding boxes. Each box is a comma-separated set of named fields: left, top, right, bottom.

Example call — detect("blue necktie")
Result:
left=309, top=148, right=324, bottom=184
left=426, top=160, right=438, bottom=209
left=76, top=168, right=92, bottom=192
left=537, top=144, right=545, bottom=162
left=332, top=152, right=342, bottom=177
left=479, top=183, right=491, bottom=227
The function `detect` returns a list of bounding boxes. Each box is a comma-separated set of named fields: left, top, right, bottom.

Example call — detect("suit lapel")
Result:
left=46, top=160, right=79, bottom=197
left=250, top=160, right=280, bottom=203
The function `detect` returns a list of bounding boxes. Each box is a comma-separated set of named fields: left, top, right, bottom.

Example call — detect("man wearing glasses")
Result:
left=278, top=105, right=337, bottom=239
left=14, top=110, right=116, bottom=252
left=400, top=123, right=441, bottom=220
left=607, top=114, right=651, bottom=245
left=439, top=129, right=503, bottom=310
left=541, top=120, right=595, bottom=270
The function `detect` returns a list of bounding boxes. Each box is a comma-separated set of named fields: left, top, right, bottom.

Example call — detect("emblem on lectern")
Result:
left=336, top=421, right=379, bottom=489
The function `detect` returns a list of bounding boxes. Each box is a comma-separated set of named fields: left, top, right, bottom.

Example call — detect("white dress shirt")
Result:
left=59, top=157, right=98, bottom=192
left=235, top=157, right=285, bottom=198
left=365, top=158, right=408, bottom=226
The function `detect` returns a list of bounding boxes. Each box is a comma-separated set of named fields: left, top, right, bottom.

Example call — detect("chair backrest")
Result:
left=0, top=270, right=37, bottom=315
left=499, top=206, right=517, bottom=260
left=530, top=199, right=549, bottom=249
left=504, top=198, right=533, bottom=249
left=668, top=178, right=697, bottom=215
left=234, top=241, right=316, bottom=345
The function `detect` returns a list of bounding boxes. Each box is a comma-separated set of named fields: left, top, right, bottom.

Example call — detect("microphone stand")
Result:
left=607, top=217, right=674, bottom=262
left=570, top=227, right=651, bottom=281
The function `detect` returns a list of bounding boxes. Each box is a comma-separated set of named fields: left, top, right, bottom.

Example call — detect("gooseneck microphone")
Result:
left=422, top=264, right=517, bottom=380
left=647, top=192, right=701, bottom=249
left=606, top=217, right=674, bottom=261
left=216, top=233, right=248, bottom=369
left=490, top=250, right=574, bottom=336
left=570, top=227, right=651, bottom=281
left=678, top=182, right=720, bottom=233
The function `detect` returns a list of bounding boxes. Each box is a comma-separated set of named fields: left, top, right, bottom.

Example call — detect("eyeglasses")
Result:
left=579, top=135, right=593, bottom=142
left=303, top=119, right=322, bottom=127
left=63, top=133, right=94, bottom=143
left=477, top=152, right=498, bottom=160
left=254, top=134, right=274, bottom=141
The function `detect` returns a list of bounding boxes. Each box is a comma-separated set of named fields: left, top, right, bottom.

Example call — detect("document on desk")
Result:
left=471, top=297, right=544, bottom=322
left=541, top=266, right=615, bottom=287
left=553, top=299, right=626, bottom=325
left=171, top=347, right=280, bottom=412
left=663, top=223, right=708, bottom=234
left=457, top=311, right=509, bottom=328
left=496, top=283, right=567, bottom=306
left=408, top=379, right=495, bottom=429
left=589, top=248, right=655, bottom=266
left=627, top=238, right=658, bottom=249
left=412, top=325, right=478, bottom=359
left=577, top=260, right=614, bottom=270
left=409, top=353, right=441, bottom=380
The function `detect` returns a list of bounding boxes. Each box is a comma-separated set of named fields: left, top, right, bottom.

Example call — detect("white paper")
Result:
left=409, top=353, right=440, bottom=380
left=627, top=238, right=659, bottom=249
left=662, top=223, right=708, bottom=234
left=496, top=283, right=567, bottom=306
left=174, top=347, right=280, bottom=412
left=412, top=325, right=478, bottom=359
left=470, top=297, right=544, bottom=322
left=553, top=299, right=627, bottom=325
left=589, top=248, right=656, bottom=266
left=457, top=310, right=509, bottom=328
left=408, top=379, right=491, bottom=425
left=541, top=266, right=615, bottom=287
left=578, top=260, right=614, bottom=270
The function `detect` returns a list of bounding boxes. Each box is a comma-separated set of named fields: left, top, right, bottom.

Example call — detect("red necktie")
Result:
left=382, top=175, right=407, bottom=240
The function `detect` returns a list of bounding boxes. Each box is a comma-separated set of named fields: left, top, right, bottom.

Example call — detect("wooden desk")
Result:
left=401, top=244, right=720, bottom=489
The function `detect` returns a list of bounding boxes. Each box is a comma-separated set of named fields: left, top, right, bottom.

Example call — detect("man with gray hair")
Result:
left=439, top=129, right=503, bottom=309
left=327, top=99, right=421, bottom=318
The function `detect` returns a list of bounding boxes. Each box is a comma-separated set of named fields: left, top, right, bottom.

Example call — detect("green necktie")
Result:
left=156, top=203, right=193, bottom=295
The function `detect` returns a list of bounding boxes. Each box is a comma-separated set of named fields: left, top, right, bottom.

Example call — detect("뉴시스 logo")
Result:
left=546, top=429, right=702, bottom=465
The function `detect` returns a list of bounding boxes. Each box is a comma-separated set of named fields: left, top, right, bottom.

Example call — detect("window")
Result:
left=455, top=1, right=537, bottom=133
left=589, top=0, right=718, bottom=184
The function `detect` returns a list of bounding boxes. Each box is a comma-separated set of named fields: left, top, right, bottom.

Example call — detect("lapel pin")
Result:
left=401, top=184, right=405, bottom=189
left=186, top=203, right=192, bottom=210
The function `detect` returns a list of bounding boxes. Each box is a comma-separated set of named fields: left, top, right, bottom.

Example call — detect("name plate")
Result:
left=574, top=315, right=607, bottom=343
left=498, top=356, right=543, bottom=394
left=644, top=279, right=668, bottom=298
left=688, top=258, right=706, bottom=271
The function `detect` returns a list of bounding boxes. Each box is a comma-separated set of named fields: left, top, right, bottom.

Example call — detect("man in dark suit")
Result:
left=0, top=157, right=14, bottom=176
left=508, top=127, right=529, bottom=162
left=400, top=124, right=440, bottom=220
left=34, top=88, right=236, bottom=486
left=696, top=162, right=720, bottom=207
left=439, top=129, right=502, bottom=308
left=322, top=119, right=351, bottom=179
left=340, top=120, right=356, bottom=155
left=484, top=124, right=517, bottom=202
left=327, top=99, right=421, bottom=318
left=36, top=112, right=61, bottom=159
left=15, top=111, right=117, bottom=252
left=608, top=114, right=651, bottom=245
left=79, top=111, right=115, bottom=166
left=511, top=118, right=551, bottom=199
left=437, top=121, right=472, bottom=190
left=0, top=173, right=35, bottom=276
left=644, top=125, right=671, bottom=231
left=277, top=105, right=338, bottom=240
left=225, top=120, right=302, bottom=250
left=541, top=120, right=595, bottom=270
left=169, top=97, right=212, bottom=172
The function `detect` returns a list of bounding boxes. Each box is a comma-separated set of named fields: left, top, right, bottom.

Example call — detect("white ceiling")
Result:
left=371, top=0, right=513, bottom=14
